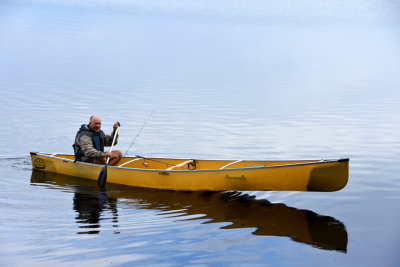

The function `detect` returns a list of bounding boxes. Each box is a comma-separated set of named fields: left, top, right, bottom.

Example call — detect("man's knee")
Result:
left=109, top=151, right=122, bottom=166
left=113, top=150, right=122, bottom=159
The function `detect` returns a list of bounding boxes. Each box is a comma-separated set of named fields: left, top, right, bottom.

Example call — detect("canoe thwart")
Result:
left=118, top=157, right=142, bottom=167
left=167, top=160, right=194, bottom=170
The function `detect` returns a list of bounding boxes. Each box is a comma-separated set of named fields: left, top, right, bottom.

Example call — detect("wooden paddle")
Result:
left=97, top=125, right=120, bottom=188
left=135, top=155, right=194, bottom=170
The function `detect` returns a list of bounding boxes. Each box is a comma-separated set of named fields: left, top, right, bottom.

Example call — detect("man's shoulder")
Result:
left=78, top=124, right=90, bottom=132
left=77, top=124, right=92, bottom=137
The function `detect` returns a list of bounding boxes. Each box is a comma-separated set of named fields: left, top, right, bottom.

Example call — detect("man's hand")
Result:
left=113, top=122, right=120, bottom=131
left=104, top=151, right=112, bottom=158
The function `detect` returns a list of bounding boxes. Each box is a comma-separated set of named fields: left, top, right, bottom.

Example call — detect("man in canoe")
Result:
left=73, top=115, right=122, bottom=166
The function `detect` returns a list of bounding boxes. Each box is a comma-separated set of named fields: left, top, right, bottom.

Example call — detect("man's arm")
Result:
left=104, top=122, right=119, bottom=147
left=104, top=131, right=118, bottom=147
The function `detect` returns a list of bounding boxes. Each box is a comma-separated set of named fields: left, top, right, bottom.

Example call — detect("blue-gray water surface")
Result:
left=1, top=1, right=400, bottom=266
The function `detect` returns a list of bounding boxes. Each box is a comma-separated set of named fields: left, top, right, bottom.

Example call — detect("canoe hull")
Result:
left=30, top=152, right=349, bottom=192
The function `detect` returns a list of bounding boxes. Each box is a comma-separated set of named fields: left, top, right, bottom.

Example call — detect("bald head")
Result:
left=89, top=115, right=102, bottom=132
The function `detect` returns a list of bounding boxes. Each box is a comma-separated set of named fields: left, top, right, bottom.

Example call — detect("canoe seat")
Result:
left=167, top=160, right=194, bottom=170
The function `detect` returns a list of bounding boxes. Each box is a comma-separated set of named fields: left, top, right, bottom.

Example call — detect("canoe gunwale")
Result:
left=31, top=152, right=349, bottom=173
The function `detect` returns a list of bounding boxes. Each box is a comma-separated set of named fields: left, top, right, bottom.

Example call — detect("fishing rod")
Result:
left=123, top=110, right=155, bottom=157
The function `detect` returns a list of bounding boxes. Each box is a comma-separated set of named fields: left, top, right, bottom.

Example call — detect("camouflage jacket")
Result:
left=75, top=124, right=118, bottom=162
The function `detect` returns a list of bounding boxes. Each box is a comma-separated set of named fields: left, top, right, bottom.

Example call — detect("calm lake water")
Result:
left=1, top=1, right=400, bottom=266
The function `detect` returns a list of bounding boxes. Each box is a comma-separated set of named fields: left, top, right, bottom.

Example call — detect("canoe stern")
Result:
left=307, top=159, right=349, bottom=192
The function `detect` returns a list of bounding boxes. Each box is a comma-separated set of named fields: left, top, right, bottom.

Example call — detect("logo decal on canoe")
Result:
left=33, top=158, right=46, bottom=169
left=225, top=175, right=246, bottom=180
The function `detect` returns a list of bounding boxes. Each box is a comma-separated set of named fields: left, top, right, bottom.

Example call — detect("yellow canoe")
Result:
left=30, top=152, right=349, bottom=192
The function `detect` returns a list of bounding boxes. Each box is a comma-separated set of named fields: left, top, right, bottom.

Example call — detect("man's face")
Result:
left=89, top=117, right=102, bottom=132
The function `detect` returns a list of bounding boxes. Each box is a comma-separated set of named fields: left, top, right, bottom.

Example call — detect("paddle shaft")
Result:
left=135, top=155, right=187, bottom=170
left=98, top=126, right=120, bottom=188
left=106, top=126, right=120, bottom=164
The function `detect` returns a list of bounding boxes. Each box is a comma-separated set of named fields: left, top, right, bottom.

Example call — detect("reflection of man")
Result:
left=73, top=115, right=122, bottom=165
left=73, top=191, right=118, bottom=235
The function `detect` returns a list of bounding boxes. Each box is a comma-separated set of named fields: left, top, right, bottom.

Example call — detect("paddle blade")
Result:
left=97, top=164, right=108, bottom=188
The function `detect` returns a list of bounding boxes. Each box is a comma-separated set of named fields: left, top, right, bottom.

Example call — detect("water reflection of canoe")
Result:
left=31, top=170, right=348, bottom=252
left=30, top=152, right=349, bottom=192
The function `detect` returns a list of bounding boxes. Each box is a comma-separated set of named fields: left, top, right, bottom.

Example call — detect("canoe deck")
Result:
left=30, top=152, right=349, bottom=192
